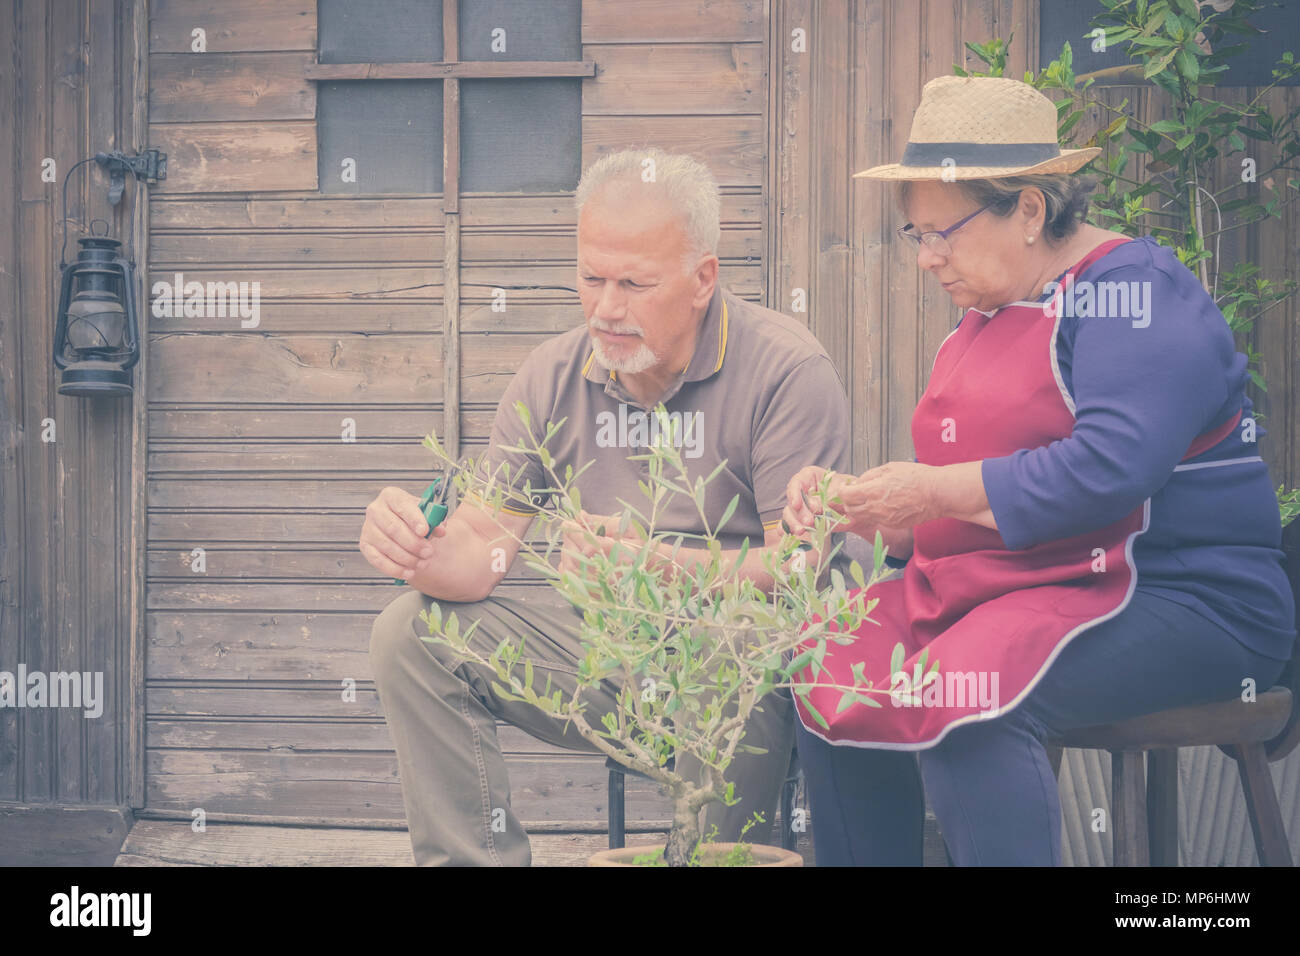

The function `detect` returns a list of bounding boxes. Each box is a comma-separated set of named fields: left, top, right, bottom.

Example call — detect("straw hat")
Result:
left=854, top=75, right=1101, bottom=181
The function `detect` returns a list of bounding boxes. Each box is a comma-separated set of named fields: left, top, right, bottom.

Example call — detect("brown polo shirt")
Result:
left=475, top=286, right=852, bottom=551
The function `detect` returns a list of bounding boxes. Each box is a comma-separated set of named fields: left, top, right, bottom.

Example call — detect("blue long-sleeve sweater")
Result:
left=972, top=235, right=1294, bottom=662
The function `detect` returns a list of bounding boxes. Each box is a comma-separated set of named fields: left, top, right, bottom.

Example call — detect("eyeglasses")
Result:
left=897, top=202, right=996, bottom=257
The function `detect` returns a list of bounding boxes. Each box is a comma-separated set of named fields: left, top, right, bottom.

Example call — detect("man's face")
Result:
left=576, top=186, right=712, bottom=375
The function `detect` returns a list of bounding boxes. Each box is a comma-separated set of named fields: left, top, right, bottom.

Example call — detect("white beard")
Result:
left=590, top=332, right=659, bottom=374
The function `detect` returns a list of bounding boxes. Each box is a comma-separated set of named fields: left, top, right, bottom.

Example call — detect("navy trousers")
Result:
left=793, top=586, right=1291, bottom=866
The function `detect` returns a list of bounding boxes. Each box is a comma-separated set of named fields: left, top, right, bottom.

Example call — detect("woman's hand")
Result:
left=783, top=462, right=939, bottom=539
left=834, top=462, right=941, bottom=531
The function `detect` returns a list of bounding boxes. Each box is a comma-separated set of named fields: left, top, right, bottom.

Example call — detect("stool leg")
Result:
left=1229, top=742, right=1293, bottom=867
left=780, top=772, right=797, bottom=852
left=608, top=769, right=625, bottom=850
left=1146, top=748, right=1179, bottom=866
left=1112, top=750, right=1150, bottom=866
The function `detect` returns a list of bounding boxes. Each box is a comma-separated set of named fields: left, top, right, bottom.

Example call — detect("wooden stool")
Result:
left=1045, top=520, right=1300, bottom=866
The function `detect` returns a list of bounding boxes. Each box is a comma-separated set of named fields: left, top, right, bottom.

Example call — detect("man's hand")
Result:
left=359, top=486, right=442, bottom=580
left=558, top=510, right=641, bottom=579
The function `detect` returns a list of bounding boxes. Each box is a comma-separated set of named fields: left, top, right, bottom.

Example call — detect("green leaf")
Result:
left=513, top=401, right=531, bottom=429
left=716, top=494, right=739, bottom=533
left=889, top=642, right=905, bottom=676
left=800, top=695, right=829, bottom=731
left=1144, top=49, right=1177, bottom=79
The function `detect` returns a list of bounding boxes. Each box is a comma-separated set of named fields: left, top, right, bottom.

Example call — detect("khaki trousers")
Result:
left=369, top=586, right=795, bottom=866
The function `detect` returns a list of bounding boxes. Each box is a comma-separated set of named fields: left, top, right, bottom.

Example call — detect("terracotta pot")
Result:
left=588, top=842, right=803, bottom=867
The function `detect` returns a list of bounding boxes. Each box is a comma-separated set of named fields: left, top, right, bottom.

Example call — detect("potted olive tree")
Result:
left=417, top=404, right=925, bottom=867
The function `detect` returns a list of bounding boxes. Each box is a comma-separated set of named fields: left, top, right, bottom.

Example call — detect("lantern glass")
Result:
left=53, top=236, right=139, bottom=398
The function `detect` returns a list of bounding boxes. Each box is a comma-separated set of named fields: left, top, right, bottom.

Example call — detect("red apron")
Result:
left=793, top=237, right=1241, bottom=748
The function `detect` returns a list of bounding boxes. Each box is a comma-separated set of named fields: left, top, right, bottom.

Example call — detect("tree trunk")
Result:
left=664, top=799, right=702, bottom=867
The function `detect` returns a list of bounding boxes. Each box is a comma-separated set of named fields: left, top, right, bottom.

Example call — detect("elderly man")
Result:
left=362, top=148, right=852, bottom=866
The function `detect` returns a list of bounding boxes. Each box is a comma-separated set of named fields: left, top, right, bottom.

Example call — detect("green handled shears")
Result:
left=391, top=477, right=452, bottom=586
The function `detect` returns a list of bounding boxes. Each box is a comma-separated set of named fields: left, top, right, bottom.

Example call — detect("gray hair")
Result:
left=897, top=172, right=1097, bottom=243
left=575, top=147, right=721, bottom=268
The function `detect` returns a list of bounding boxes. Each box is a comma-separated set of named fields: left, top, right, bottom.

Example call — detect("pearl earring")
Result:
left=1026, top=235, right=1036, bottom=244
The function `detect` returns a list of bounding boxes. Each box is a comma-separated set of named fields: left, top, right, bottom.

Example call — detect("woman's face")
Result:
left=902, top=180, right=1041, bottom=313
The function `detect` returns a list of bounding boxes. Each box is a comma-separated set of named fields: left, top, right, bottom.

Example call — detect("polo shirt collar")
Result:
left=579, top=286, right=730, bottom=388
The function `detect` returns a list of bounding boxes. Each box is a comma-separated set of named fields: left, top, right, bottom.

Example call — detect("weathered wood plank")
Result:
left=582, top=0, right=764, bottom=43
left=0, top=806, right=133, bottom=866
left=119, top=819, right=415, bottom=865
left=150, top=0, right=317, bottom=53
left=150, top=122, right=318, bottom=192
left=144, top=263, right=760, bottom=301
left=145, top=582, right=555, bottom=613
left=148, top=609, right=377, bottom=679
left=17, top=0, right=57, bottom=803
left=130, top=0, right=154, bottom=811
left=147, top=718, right=608, bottom=757
left=768, top=0, right=813, bottom=336
left=146, top=505, right=545, bottom=546
left=149, top=191, right=764, bottom=229
left=147, top=408, right=494, bottom=441
left=146, top=334, right=446, bottom=404
left=0, top=0, right=21, bottom=802
left=145, top=588, right=556, bottom=678
left=881, top=0, right=925, bottom=464
left=150, top=52, right=316, bottom=122
left=583, top=43, right=764, bottom=115
left=147, top=478, right=447, bottom=512
left=114, top=852, right=196, bottom=866
left=144, top=750, right=672, bottom=823
left=147, top=442, right=439, bottom=475
left=148, top=683, right=389, bottom=718
left=583, top=116, right=765, bottom=187
left=146, top=545, right=548, bottom=583
left=114, top=820, right=689, bottom=866
left=148, top=511, right=401, bottom=544
left=849, top=0, right=887, bottom=472
left=148, top=546, right=378, bottom=580
left=809, top=0, right=853, bottom=390
left=149, top=227, right=760, bottom=265
left=304, top=61, right=596, bottom=80
left=144, top=324, right=739, bottom=404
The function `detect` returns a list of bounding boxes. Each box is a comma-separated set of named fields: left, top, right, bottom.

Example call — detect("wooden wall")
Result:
left=142, top=0, right=767, bottom=827
left=768, top=0, right=1040, bottom=472
left=0, top=0, right=143, bottom=827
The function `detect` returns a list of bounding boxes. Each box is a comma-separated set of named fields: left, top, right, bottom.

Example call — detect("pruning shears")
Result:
left=391, top=477, right=452, bottom=586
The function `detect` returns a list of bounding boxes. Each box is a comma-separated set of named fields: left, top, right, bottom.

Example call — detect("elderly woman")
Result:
left=782, top=75, right=1295, bottom=866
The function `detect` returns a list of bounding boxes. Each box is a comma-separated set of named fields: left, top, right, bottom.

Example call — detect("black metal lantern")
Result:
left=50, top=148, right=164, bottom=399
left=52, top=232, right=140, bottom=398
